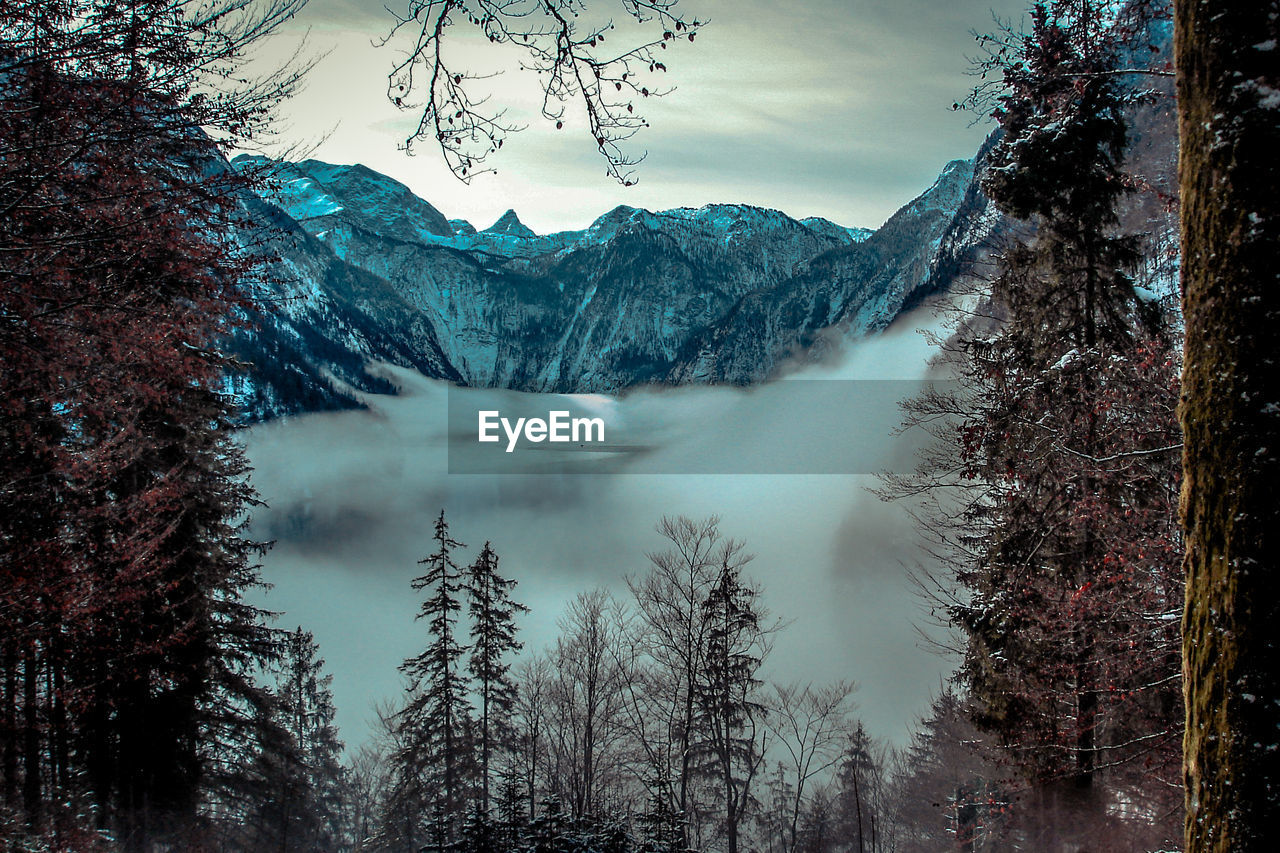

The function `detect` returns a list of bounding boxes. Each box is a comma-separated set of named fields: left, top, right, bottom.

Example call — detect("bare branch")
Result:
left=380, top=0, right=704, bottom=183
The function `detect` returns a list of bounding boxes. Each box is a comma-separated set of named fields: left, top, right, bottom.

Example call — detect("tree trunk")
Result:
left=1176, top=2, right=1280, bottom=851
left=852, top=764, right=864, bottom=853
left=3, top=637, right=16, bottom=809
left=22, top=643, right=40, bottom=830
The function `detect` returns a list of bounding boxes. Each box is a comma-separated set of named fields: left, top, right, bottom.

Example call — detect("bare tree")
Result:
left=346, top=706, right=403, bottom=852
left=623, top=515, right=724, bottom=843
left=766, top=681, right=858, bottom=853
left=546, top=588, right=631, bottom=818
left=379, top=0, right=704, bottom=183
left=509, top=654, right=553, bottom=820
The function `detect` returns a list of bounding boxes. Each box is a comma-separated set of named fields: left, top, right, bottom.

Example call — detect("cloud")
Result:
left=249, top=0, right=1028, bottom=232
left=244, top=302, right=959, bottom=750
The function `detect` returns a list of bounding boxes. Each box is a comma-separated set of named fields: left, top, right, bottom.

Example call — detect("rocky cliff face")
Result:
left=229, top=153, right=993, bottom=418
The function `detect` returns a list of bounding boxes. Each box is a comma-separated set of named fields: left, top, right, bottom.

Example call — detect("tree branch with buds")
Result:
left=381, top=0, right=703, bottom=183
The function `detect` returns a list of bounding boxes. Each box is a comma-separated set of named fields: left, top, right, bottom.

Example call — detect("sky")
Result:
left=253, top=0, right=1031, bottom=233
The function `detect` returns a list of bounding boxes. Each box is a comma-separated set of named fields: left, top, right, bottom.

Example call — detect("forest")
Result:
left=1, top=0, right=1276, bottom=850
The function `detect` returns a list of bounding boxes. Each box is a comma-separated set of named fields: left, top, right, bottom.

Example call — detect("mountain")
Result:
left=222, top=166, right=461, bottom=420
left=228, top=155, right=992, bottom=418
left=484, top=209, right=537, bottom=238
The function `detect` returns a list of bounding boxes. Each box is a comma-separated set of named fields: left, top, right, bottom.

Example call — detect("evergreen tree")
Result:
left=882, top=3, right=1182, bottom=845
left=526, top=794, right=571, bottom=853
left=467, top=541, right=529, bottom=817
left=755, top=763, right=797, bottom=853
left=394, top=509, right=474, bottom=845
left=636, top=785, right=687, bottom=853
left=247, top=628, right=349, bottom=852
left=887, top=691, right=1004, bottom=853
left=691, top=542, right=769, bottom=853
left=833, top=725, right=881, bottom=853
left=0, top=0, right=305, bottom=846
left=964, top=0, right=1178, bottom=786
left=625, top=516, right=725, bottom=845
left=459, top=799, right=500, bottom=853
left=495, top=774, right=529, bottom=851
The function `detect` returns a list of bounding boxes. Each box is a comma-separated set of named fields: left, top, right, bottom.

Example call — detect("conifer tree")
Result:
left=527, top=794, right=571, bottom=853
left=636, top=786, right=686, bottom=853
left=494, top=775, right=529, bottom=850
left=899, top=1, right=1184, bottom=843
left=395, top=509, right=474, bottom=845
left=625, top=516, right=724, bottom=844
left=467, top=541, right=529, bottom=817
left=0, top=0, right=306, bottom=846
left=459, top=799, right=499, bottom=853
left=247, top=628, right=348, bottom=852
left=691, top=541, right=769, bottom=853
left=833, top=724, right=892, bottom=853
left=886, top=691, right=1002, bottom=853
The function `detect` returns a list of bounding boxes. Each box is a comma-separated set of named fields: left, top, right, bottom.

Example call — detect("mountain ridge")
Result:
left=228, top=152, right=991, bottom=419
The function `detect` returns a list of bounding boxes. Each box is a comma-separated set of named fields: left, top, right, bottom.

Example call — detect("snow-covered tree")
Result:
left=879, top=3, right=1182, bottom=845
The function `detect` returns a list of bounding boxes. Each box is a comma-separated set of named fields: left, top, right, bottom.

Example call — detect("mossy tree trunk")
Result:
left=1176, top=2, right=1280, bottom=850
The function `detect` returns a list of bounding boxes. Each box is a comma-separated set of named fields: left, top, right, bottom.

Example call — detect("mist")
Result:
left=242, top=302, right=957, bottom=752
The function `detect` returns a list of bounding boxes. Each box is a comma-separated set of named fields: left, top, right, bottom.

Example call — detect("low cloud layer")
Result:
left=244, top=304, right=959, bottom=751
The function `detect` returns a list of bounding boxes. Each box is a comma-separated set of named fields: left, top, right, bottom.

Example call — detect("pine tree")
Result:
left=494, top=774, right=529, bottom=851
left=467, top=541, right=529, bottom=818
left=459, top=799, right=500, bottom=853
left=882, top=4, right=1182, bottom=844
left=834, top=725, right=881, bottom=853
left=625, top=516, right=725, bottom=844
left=395, top=509, right=474, bottom=845
left=247, top=628, right=349, bottom=852
left=691, top=541, right=769, bottom=853
left=887, top=691, right=1005, bottom=853
left=0, top=0, right=306, bottom=846
left=636, top=785, right=686, bottom=853
left=527, top=794, right=571, bottom=853
left=755, top=763, right=797, bottom=853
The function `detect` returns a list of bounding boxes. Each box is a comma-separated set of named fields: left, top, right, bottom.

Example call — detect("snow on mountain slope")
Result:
left=230, top=152, right=988, bottom=413
left=224, top=167, right=460, bottom=419
left=484, top=208, right=537, bottom=238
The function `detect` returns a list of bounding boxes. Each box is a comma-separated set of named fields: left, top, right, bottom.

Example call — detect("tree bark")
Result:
left=2, top=637, right=16, bottom=808
left=1176, top=2, right=1280, bottom=850
left=22, top=643, right=40, bottom=830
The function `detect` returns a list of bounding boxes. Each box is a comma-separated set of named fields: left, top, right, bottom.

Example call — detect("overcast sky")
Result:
left=257, top=0, right=1030, bottom=233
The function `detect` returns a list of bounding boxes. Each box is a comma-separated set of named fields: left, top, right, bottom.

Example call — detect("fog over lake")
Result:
left=243, top=304, right=957, bottom=752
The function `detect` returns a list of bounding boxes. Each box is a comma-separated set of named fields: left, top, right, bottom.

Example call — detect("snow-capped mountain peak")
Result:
left=230, top=154, right=988, bottom=417
left=484, top=209, right=536, bottom=238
